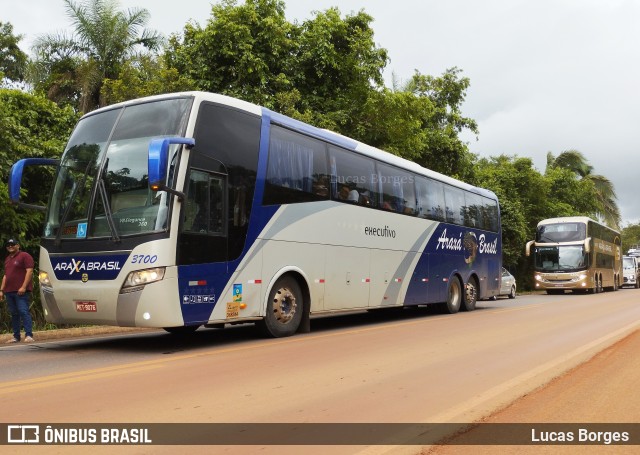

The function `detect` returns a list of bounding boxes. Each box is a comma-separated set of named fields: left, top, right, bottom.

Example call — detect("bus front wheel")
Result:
left=442, top=277, right=462, bottom=314
left=258, top=276, right=304, bottom=338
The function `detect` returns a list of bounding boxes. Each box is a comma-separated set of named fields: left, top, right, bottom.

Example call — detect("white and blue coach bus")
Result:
left=9, top=92, right=502, bottom=337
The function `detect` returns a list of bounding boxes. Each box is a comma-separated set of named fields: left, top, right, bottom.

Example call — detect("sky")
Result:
left=3, top=0, right=640, bottom=224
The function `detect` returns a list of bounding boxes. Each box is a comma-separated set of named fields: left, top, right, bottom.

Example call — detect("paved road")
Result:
left=2, top=291, right=639, bottom=455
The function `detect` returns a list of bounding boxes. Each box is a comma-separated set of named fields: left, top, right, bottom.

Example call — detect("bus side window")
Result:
left=444, top=185, right=465, bottom=225
left=263, top=125, right=328, bottom=205
left=416, top=176, right=445, bottom=221
left=329, top=146, right=377, bottom=207
left=184, top=170, right=208, bottom=233
left=377, top=164, right=416, bottom=215
left=184, top=170, right=225, bottom=235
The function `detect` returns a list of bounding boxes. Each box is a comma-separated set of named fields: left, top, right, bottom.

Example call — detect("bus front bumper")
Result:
left=534, top=272, right=591, bottom=290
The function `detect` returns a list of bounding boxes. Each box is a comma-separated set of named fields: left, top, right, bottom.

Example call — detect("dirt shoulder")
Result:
left=425, top=329, right=640, bottom=453
left=3, top=325, right=159, bottom=342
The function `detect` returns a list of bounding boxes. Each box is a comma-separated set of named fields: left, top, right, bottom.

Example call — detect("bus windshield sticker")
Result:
left=76, top=222, right=87, bottom=238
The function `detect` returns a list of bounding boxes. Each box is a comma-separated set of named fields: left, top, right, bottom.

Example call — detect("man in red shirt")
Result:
left=1, top=238, right=35, bottom=343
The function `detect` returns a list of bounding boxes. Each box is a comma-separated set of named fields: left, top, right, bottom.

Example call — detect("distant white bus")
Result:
left=10, top=92, right=502, bottom=337
left=526, top=216, right=622, bottom=294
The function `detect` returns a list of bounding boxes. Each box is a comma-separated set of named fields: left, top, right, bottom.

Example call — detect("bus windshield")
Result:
left=43, top=98, right=192, bottom=239
left=534, top=245, right=587, bottom=272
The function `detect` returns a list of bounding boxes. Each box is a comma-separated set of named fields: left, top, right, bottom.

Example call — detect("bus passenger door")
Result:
left=177, top=169, right=229, bottom=324
left=324, top=246, right=370, bottom=310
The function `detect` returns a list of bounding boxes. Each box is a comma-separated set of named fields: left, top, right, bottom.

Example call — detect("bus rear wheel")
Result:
left=258, top=276, right=304, bottom=338
left=442, top=277, right=462, bottom=314
left=463, top=277, right=478, bottom=311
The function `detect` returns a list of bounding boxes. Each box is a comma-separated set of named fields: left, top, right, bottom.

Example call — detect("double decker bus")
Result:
left=9, top=92, right=502, bottom=337
left=526, top=216, right=622, bottom=294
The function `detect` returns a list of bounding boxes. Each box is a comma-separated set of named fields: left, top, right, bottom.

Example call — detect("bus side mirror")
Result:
left=9, top=158, right=59, bottom=211
left=584, top=237, right=591, bottom=253
left=148, top=137, right=194, bottom=200
left=525, top=240, right=534, bottom=256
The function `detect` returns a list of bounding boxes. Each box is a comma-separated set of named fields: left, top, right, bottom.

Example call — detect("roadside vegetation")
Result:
left=0, top=0, right=634, bottom=332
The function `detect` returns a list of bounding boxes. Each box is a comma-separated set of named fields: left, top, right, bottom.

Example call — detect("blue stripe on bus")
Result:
left=268, top=110, right=358, bottom=150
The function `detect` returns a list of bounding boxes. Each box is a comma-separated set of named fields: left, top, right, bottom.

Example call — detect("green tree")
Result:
left=621, top=222, right=640, bottom=252
left=0, top=22, right=28, bottom=83
left=30, top=0, right=163, bottom=112
left=546, top=150, right=621, bottom=229
left=165, top=1, right=479, bottom=179
left=365, top=68, right=478, bottom=180
left=288, top=7, right=388, bottom=131
left=100, top=54, right=195, bottom=104
left=166, top=0, right=294, bottom=109
left=474, top=155, right=547, bottom=272
left=166, top=1, right=389, bottom=124
left=0, top=89, right=78, bottom=243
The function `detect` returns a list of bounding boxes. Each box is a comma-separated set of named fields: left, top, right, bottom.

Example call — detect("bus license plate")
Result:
left=76, top=301, right=97, bottom=312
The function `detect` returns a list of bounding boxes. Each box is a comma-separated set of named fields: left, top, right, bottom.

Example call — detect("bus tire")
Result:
left=258, top=275, right=303, bottom=338
left=442, top=277, right=462, bottom=314
left=463, top=277, right=478, bottom=311
left=163, top=325, right=200, bottom=335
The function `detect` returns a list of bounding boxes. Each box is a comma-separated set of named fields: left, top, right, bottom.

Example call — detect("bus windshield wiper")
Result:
left=97, top=176, right=120, bottom=243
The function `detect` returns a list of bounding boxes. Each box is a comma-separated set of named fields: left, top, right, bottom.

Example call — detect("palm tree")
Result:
left=31, top=0, right=163, bottom=112
left=546, top=150, right=621, bottom=229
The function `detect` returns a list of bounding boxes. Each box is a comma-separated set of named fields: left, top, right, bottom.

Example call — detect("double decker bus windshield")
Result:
left=44, top=98, right=192, bottom=240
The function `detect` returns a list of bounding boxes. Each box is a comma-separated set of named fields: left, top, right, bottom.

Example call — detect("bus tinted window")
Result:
left=464, top=192, right=483, bottom=229
left=416, top=177, right=445, bottom=221
left=184, top=170, right=225, bottom=235
left=444, top=185, right=465, bottom=226
left=330, top=146, right=376, bottom=207
left=483, top=197, right=499, bottom=232
left=377, top=164, right=417, bottom=215
left=263, top=126, right=329, bottom=205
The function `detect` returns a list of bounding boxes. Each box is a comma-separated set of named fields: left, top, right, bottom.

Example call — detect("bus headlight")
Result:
left=39, top=271, right=53, bottom=290
left=534, top=274, right=543, bottom=281
left=120, top=267, right=166, bottom=294
left=578, top=274, right=587, bottom=281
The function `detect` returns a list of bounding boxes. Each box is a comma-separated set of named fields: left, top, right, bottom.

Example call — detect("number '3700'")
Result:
left=131, top=255, right=158, bottom=264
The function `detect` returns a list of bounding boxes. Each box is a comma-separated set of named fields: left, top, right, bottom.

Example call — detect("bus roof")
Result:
left=86, top=91, right=497, bottom=201
left=537, top=216, right=620, bottom=234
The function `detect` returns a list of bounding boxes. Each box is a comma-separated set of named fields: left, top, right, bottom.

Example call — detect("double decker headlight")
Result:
left=120, top=267, right=165, bottom=294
